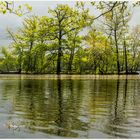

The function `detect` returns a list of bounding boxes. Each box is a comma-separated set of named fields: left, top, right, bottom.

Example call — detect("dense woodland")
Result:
left=0, top=1, right=140, bottom=74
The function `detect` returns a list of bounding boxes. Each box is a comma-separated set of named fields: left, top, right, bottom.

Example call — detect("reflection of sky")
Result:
left=0, top=1, right=140, bottom=46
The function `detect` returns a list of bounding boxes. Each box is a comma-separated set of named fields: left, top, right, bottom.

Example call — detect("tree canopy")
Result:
left=0, top=1, right=140, bottom=75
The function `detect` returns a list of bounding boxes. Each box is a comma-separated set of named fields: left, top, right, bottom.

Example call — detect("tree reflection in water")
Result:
left=0, top=77, right=140, bottom=138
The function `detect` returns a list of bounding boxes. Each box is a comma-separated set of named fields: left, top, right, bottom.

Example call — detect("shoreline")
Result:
left=0, top=74, right=139, bottom=80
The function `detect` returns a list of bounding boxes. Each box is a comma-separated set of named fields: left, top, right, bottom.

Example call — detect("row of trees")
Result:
left=0, top=2, right=140, bottom=74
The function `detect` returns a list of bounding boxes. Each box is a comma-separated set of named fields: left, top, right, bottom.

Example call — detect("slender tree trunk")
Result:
left=94, top=61, right=97, bottom=74
left=27, top=41, right=33, bottom=73
left=114, top=29, right=120, bottom=74
left=40, top=53, right=44, bottom=73
left=123, top=39, right=128, bottom=74
left=68, top=49, right=74, bottom=73
left=57, top=30, right=62, bottom=75
left=18, top=48, right=23, bottom=74
left=33, top=53, right=37, bottom=73
left=18, top=54, right=22, bottom=74
left=122, top=13, right=128, bottom=74
left=132, top=45, right=136, bottom=72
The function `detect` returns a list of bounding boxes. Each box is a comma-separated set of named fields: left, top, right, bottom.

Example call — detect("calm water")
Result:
left=0, top=75, right=140, bottom=138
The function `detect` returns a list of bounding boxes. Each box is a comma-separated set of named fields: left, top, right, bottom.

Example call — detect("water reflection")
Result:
left=0, top=77, right=140, bottom=138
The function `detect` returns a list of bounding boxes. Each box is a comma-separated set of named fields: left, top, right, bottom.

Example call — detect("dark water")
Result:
left=0, top=76, right=140, bottom=138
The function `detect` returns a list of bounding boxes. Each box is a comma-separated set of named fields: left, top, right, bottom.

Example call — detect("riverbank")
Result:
left=0, top=74, right=139, bottom=80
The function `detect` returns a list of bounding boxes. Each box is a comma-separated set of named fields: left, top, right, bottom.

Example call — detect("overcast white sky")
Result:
left=0, top=1, right=140, bottom=46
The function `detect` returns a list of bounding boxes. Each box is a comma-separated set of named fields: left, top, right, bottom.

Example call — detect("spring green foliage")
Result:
left=100, top=1, right=131, bottom=74
left=85, top=29, right=113, bottom=74
left=0, top=1, right=32, bottom=16
left=0, top=2, right=140, bottom=74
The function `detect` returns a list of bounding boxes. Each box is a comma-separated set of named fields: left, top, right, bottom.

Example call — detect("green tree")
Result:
left=8, top=16, right=39, bottom=73
left=48, top=4, right=92, bottom=74
left=128, top=25, right=140, bottom=72
left=85, top=29, right=112, bottom=74
left=0, top=47, right=16, bottom=72
left=101, top=2, right=130, bottom=74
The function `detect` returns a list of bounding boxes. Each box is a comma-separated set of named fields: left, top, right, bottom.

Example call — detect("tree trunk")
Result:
left=123, top=39, right=128, bottom=74
left=57, top=30, right=62, bottom=75
left=18, top=54, right=22, bottom=74
left=68, top=49, right=74, bottom=73
left=33, top=53, right=37, bottom=73
left=18, top=68, right=21, bottom=74
left=27, top=41, right=33, bottom=73
left=114, top=30, right=120, bottom=74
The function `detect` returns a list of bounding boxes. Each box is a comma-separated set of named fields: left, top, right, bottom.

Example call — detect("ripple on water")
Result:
left=0, top=78, right=140, bottom=138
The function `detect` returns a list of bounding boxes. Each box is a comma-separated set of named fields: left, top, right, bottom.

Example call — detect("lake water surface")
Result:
left=0, top=75, right=140, bottom=138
